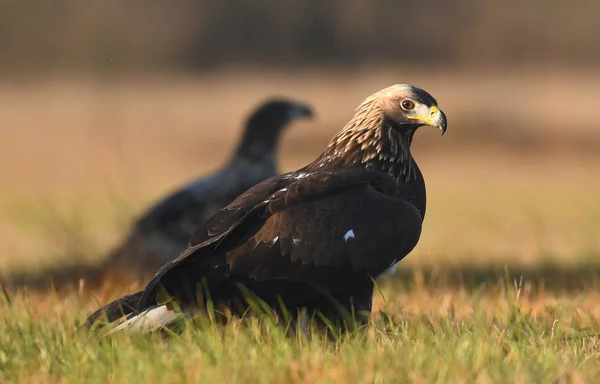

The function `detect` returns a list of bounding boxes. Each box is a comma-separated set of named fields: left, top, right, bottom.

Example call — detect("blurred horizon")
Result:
left=2, top=0, right=600, bottom=75
left=1, top=1, right=600, bottom=279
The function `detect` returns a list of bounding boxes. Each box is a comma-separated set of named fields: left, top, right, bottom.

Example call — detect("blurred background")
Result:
left=1, top=0, right=600, bottom=290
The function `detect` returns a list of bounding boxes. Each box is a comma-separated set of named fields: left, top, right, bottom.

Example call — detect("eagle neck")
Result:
left=312, top=110, right=418, bottom=184
left=366, top=119, right=416, bottom=183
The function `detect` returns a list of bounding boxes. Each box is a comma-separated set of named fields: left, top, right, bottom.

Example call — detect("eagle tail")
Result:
left=86, top=290, right=193, bottom=335
left=103, top=304, right=193, bottom=335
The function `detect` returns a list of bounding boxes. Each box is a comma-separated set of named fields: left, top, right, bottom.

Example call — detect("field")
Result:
left=1, top=68, right=600, bottom=382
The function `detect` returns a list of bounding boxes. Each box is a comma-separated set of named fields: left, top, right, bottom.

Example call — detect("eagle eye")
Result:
left=401, top=99, right=415, bottom=110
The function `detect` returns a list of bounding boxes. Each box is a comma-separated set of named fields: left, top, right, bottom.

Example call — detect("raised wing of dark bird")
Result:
left=101, top=99, right=313, bottom=281
left=86, top=84, right=447, bottom=333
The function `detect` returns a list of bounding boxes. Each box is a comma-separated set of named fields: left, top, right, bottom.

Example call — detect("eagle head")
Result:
left=312, top=84, right=446, bottom=179
left=365, top=84, right=447, bottom=135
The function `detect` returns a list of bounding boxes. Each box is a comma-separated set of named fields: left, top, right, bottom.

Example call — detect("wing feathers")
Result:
left=85, top=291, right=144, bottom=327
left=137, top=167, right=420, bottom=311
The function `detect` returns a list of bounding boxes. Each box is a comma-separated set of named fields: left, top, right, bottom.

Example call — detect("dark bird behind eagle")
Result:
left=87, top=84, right=447, bottom=334
left=100, top=99, right=313, bottom=283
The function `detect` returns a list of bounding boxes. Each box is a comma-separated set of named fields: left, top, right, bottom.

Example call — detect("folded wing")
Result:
left=138, top=167, right=422, bottom=312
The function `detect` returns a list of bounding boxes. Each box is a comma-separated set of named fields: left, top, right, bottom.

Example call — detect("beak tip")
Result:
left=438, top=111, right=447, bottom=136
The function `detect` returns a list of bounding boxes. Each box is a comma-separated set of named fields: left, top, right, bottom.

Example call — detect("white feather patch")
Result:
left=343, top=230, right=355, bottom=241
left=104, top=305, right=190, bottom=335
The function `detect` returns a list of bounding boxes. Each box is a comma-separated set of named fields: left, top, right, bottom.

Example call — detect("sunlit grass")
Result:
left=2, top=276, right=600, bottom=383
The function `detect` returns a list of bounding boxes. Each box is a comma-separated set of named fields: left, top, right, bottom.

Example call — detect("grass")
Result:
left=2, top=72, right=600, bottom=382
left=2, top=276, right=600, bottom=383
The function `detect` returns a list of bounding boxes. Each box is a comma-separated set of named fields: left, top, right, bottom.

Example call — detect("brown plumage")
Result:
left=86, top=84, right=447, bottom=334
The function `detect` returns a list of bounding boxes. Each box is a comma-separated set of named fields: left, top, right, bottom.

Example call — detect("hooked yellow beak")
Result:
left=407, top=106, right=447, bottom=135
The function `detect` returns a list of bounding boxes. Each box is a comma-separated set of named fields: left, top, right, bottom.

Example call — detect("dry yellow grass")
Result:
left=1, top=70, right=600, bottom=382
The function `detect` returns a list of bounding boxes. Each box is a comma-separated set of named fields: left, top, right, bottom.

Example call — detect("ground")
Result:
left=1, top=68, right=600, bottom=383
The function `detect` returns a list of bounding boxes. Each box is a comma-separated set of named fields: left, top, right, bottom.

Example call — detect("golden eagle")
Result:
left=87, top=84, right=447, bottom=333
